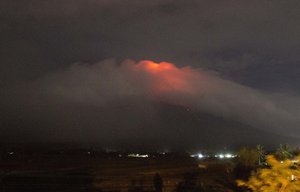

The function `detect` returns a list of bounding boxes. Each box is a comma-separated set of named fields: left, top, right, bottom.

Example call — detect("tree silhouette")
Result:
left=234, top=147, right=259, bottom=179
left=237, top=155, right=300, bottom=192
left=153, top=173, right=163, bottom=192
left=256, top=145, right=265, bottom=166
left=293, top=147, right=300, bottom=156
left=276, top=144, right=293, bottom=161
left=238, top=147, right=259, bottom=167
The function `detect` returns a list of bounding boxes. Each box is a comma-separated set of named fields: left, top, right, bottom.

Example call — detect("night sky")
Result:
left=1, top=0, right=300, bottom=150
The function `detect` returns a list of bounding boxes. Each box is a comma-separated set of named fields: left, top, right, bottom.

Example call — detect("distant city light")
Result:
left=128, top=153, right=149, bottom=158
left=190, top=153, right=206, bottom=159
left=225, top=153, right=233, bottom=158
left=215, top=153, right=236, bottom=159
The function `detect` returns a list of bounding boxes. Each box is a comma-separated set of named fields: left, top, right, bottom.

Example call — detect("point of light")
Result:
left=128, top=153, right=149, bottom=158
left=190, top=153, right=206, bottom=159
left=215, top=153, right=236, bottom=159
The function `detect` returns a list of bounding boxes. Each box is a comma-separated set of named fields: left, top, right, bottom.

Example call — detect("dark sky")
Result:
left=0, top=0, right=300, bottom=149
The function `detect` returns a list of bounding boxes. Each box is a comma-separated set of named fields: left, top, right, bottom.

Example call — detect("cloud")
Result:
left=1, top=0, right=300, bottom=88
left=2, top=59, right=298, bottom=141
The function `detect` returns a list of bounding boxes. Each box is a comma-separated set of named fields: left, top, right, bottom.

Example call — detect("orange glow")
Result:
left=140, top=61, right=173, bottom=72
left=132, top=60, right=193, bottom=96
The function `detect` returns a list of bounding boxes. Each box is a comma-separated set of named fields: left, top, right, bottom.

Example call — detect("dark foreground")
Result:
left=0, top=154, right=238, bottom=192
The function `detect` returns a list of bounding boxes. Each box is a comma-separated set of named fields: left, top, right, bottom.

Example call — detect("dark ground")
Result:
left=0, top=152, right=238, bottom=192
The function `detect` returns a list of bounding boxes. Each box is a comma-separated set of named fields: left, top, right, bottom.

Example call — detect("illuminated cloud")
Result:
left=0, top=58, right=299, bottom=146
left=15, top=59, right=296, bottom=136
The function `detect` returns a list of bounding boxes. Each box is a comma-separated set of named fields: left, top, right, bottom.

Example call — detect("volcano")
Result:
left=88, top=100, right=298, bottom=151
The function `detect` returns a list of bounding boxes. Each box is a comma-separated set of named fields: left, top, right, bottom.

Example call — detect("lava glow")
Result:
left=139, top=60, right=173, bottom=72
left=131, top=60, right=195, bottom=95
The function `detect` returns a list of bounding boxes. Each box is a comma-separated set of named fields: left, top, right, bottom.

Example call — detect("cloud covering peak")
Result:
left=1, top=59, right=299, bottom=145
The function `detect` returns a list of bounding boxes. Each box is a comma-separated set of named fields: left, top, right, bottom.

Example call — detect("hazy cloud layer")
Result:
left=1, top=60, right=299, bottom=144
left=44, top=60, right=300, bottom=133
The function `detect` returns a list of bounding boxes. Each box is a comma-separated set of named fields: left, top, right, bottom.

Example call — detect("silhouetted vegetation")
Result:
left=234, top=146, right=259, bottom=180
left=238, top=155, right=300, bottom=192
left=275, top=144, right=293, bottom=161
left=153, top=173, right=163, bottom=192
left=235, top=144, right=300, bottom=192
